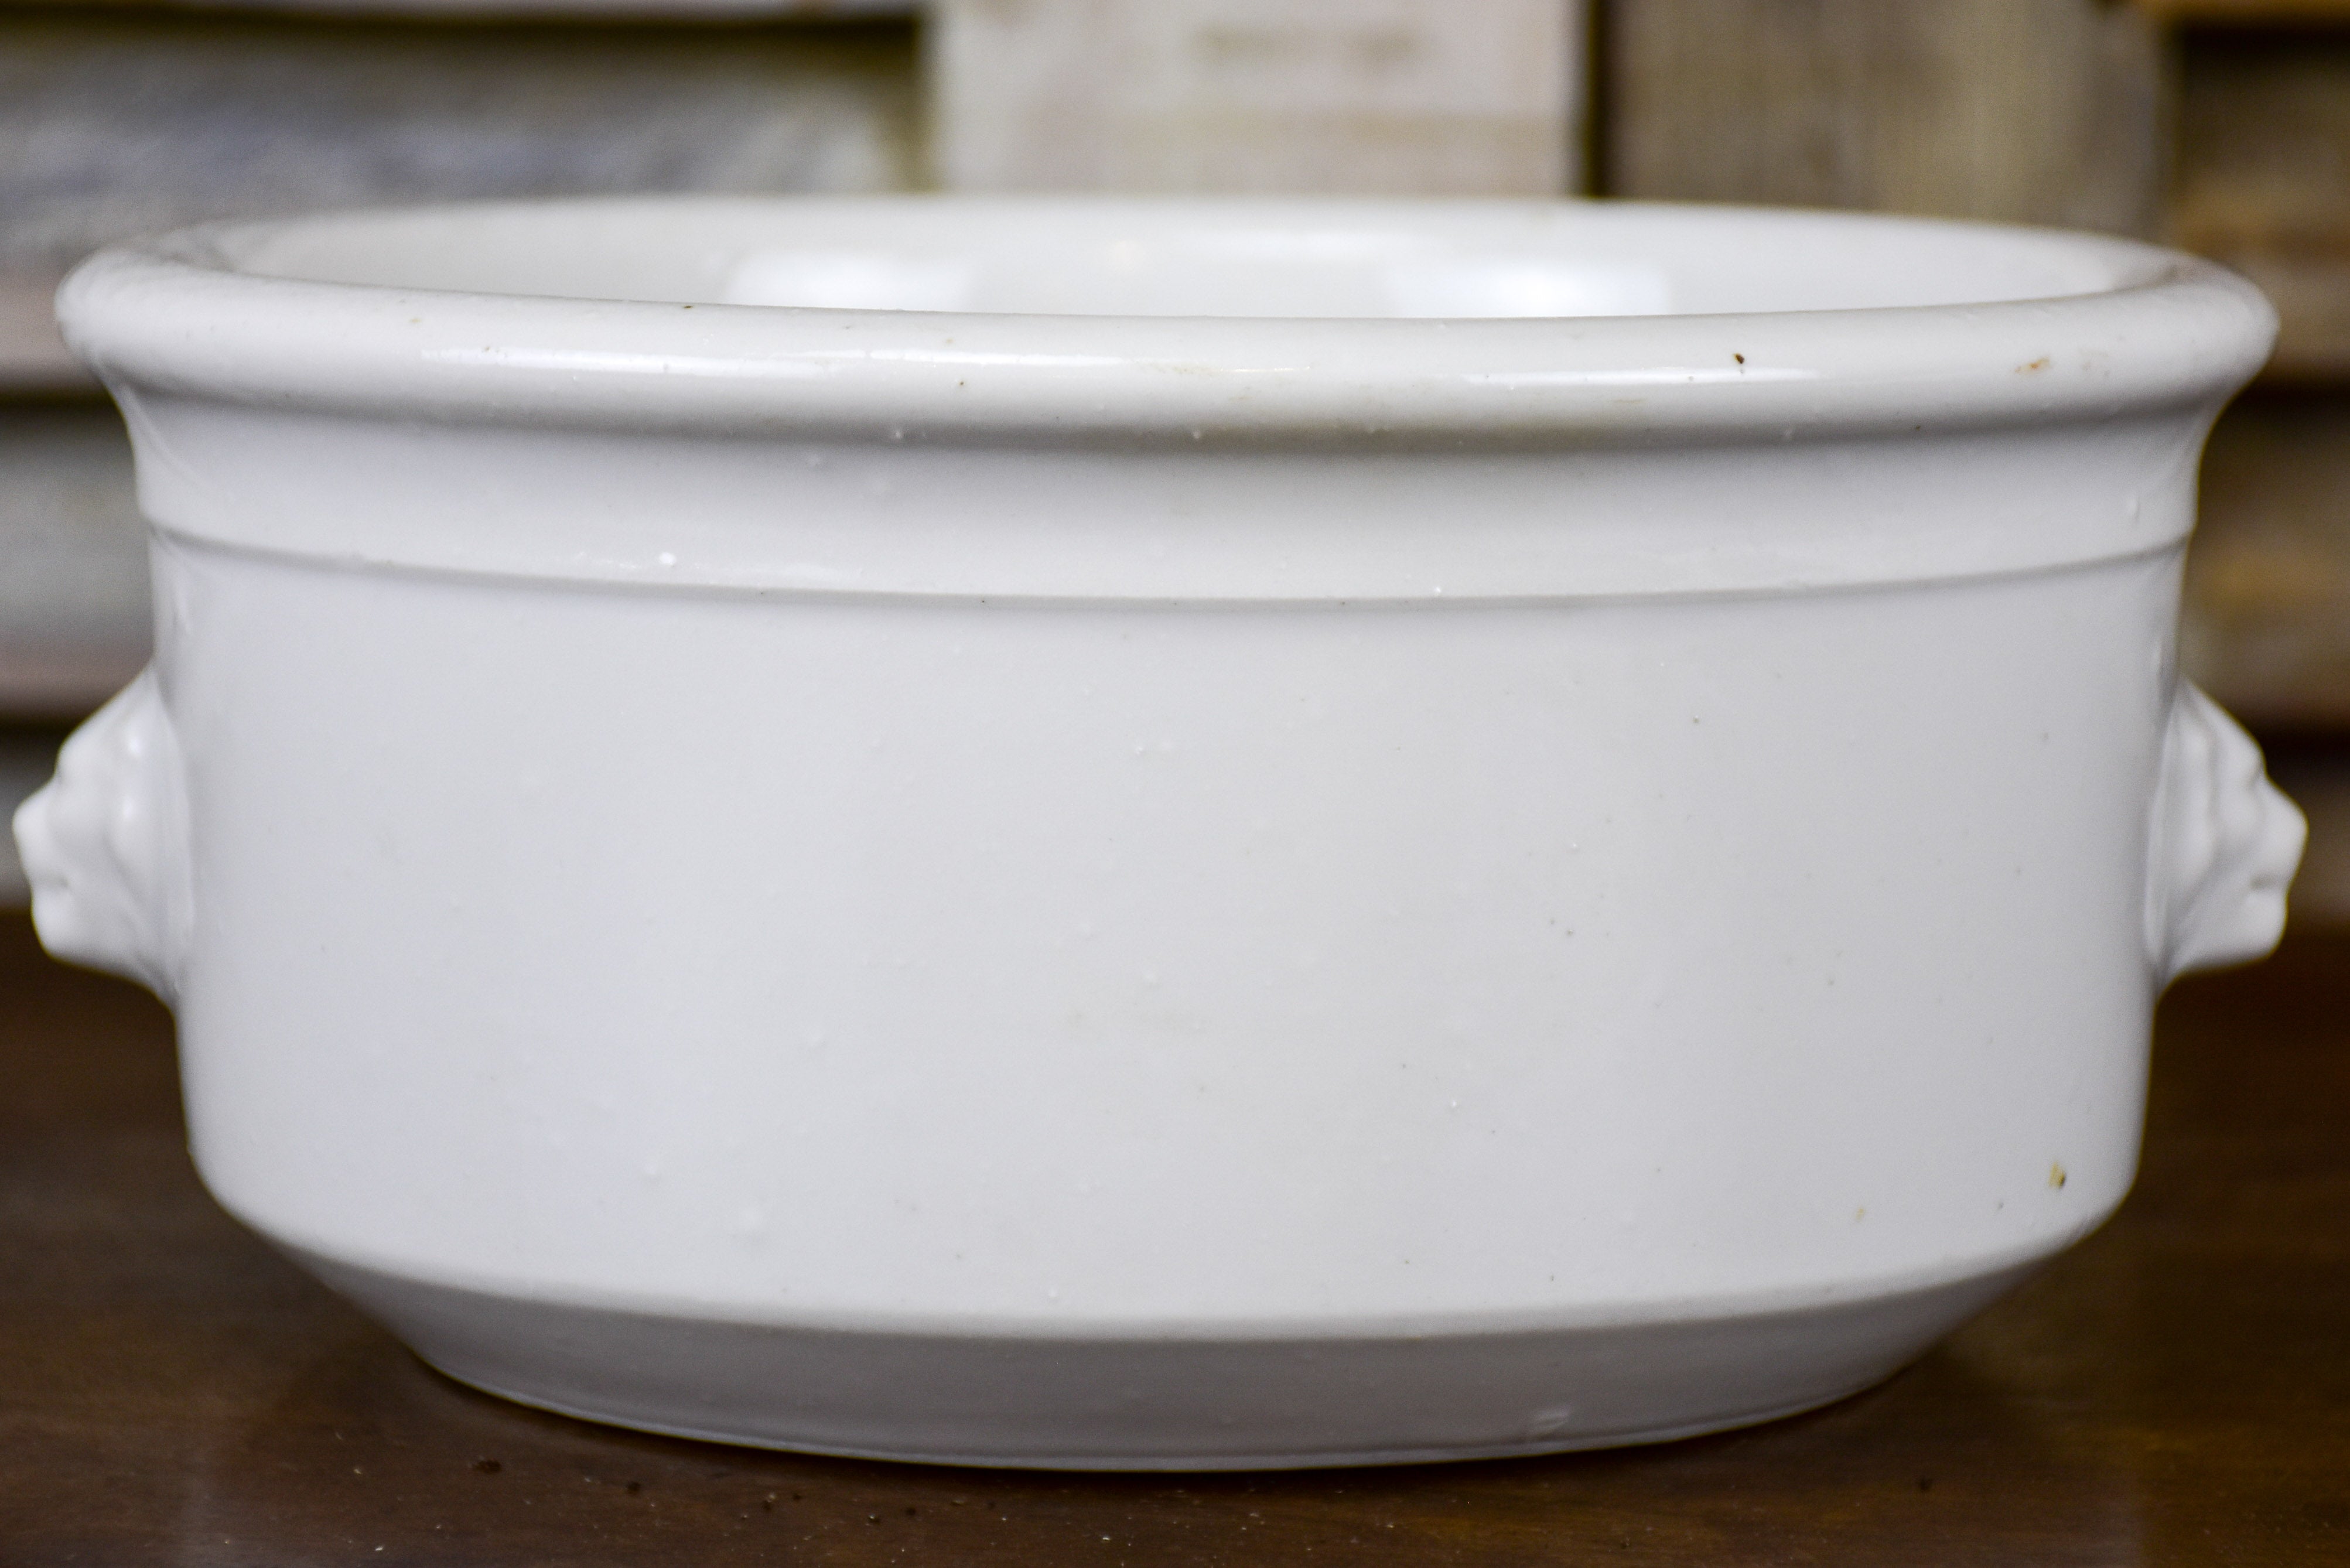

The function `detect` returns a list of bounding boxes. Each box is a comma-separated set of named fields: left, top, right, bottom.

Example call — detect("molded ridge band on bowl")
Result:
left=294, top=1246, right=2037, bottom=1470
left=128, top=410, right=2207, bottom=603
left=55, top=199, right=2278, bottom=450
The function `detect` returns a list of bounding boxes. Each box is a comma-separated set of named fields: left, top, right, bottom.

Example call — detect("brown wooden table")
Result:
left=4, top=909, right=2345, bottom=1566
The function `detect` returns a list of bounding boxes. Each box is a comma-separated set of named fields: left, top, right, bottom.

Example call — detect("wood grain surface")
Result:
left=0, top=9, right=918, bottom=392
left=2185, top=394, right=2350, bottom=730
left=2, top=910, right=2345, bottom=1566
left=928, top=0, right=1582, bottom=196
left=1600, top=0, right=2166, bottom=235
left=2173, top=22, right=2350, bottom=383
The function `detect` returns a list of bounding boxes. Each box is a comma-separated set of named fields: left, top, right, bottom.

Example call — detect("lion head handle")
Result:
left=2148, top=682, right=2305, bottom=982
left=12, top=667, right=193, bottom=1001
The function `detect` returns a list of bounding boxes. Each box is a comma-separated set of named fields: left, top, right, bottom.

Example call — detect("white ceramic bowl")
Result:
left=16, top=197, right=2304, bottom=1468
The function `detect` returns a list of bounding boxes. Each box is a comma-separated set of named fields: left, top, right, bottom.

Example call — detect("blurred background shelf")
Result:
left=0, top=0, right=918, bottom=16
left=0, top=5, right=920, bottom=395
left=2137, top=0, right=2350, bottom=20
left=1601, top=0, right=2168, bottom=235
left=2173, top=20, right=2350, bottom=383
left=3, top=0, right=2348, bottom=924
left=927, top=0, right=1580, bottom=196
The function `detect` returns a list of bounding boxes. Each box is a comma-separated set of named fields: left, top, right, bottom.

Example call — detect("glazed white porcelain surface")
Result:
left=16, top=197, right=2304, bottom=1468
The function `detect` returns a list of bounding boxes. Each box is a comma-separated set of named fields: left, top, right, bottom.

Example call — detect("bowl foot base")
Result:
left=292, top=1251, right=2033, bottom=1471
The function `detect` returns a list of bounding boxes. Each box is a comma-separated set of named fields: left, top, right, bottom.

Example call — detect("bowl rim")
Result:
left=57, top=194, right=2278, bottom=449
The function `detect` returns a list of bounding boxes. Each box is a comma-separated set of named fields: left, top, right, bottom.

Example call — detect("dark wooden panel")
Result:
left=2263, top=739, right=2350, bottom=925
left=2173, top=24, right=2350, bottom=381
left=1601, top=0, right=2166, bottom=234
left=928, top=0, right=1582, bottom=197
left=2184, top=392, right=2350, bottom=729
left=2142, top=0, right=2350, bottom=21
left=0, top=9, right=918, bottom=390
left=0, top=405, right=145, bottom=716
left=4, top=911, right=2347, bottom=1564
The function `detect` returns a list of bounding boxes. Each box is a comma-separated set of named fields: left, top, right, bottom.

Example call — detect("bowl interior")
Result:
left=218, top=199, right=2146, bottom=320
